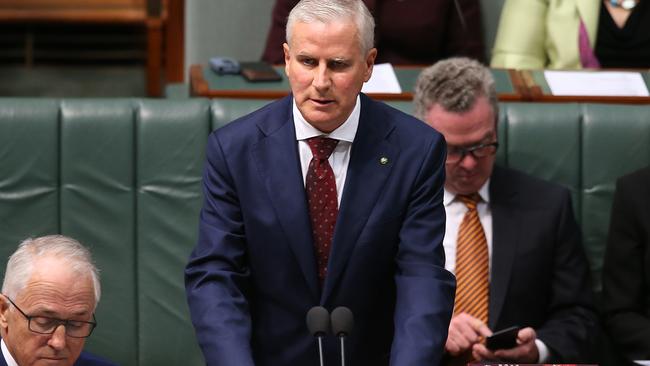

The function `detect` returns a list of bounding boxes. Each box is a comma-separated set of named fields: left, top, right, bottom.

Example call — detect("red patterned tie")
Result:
left=306, top=137, right=339, bottom=285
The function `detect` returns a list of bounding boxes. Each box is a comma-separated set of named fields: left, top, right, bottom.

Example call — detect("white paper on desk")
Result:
left=545, top=70, right=649, bottom=96
left=634, top=361, right=650, bottom=365
left=362, top=63, right=402, bottom=94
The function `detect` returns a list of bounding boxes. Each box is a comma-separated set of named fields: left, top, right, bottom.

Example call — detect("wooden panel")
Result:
left=0, top=0, right=145, bottom=9
left=0, top=10, right=147, bottom=23
left=0, top=0, right=166, bottom=96
left=164, top=0, right=184, bottom=82
left=0, top=0, right=148, bottom=23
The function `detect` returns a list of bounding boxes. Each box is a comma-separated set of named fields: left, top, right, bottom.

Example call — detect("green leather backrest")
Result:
left=580, top=104, right=650, bottom=292
left=1, top=98, right=649, bottom=365
left=0, top=98, right=209, bottom=366
left=497, top=103, right=650, bottom=292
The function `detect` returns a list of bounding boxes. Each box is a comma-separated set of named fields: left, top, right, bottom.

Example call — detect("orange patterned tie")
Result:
left=454, top=194, right=489, bottom=324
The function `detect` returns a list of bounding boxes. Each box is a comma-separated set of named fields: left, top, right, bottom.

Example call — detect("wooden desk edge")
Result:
left=190, top=64, right=648, bottom=103
left=190, top=64, right=416, bottom=100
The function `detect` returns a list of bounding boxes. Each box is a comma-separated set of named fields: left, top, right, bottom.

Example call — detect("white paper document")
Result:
left=362, top=63, right=402, bottom=94
left=545, top=70, right=650, bottom=96
left=635, top=361, right=650, bottom=366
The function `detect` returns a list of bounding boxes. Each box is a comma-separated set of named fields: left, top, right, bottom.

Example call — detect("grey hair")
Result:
left=286, top=0, right=375, bottom=55
left=413, top=57, right=499, bottom=124
left=2, top=235, right=101, bottom=307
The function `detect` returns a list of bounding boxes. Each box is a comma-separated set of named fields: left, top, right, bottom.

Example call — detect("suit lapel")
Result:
left=322, top=96, right=398, bottom=302
left=251, top=98, right=319, bottom=302
left=488, top=166, right=520, bottom=329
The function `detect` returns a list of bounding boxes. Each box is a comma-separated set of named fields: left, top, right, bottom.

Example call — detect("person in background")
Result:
left=262, top=0, right=485, bottom=65
left=186, top=0, right=455, bottom=365
left=0, top=235, right=115, bottom=366
left=491, top=0, right=650, bottom=69
left=414, top=57, right=598, bottom=364
left=602, top=166, right=650, bottom=362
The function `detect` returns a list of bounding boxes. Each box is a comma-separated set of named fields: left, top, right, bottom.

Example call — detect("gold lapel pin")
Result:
left=379, top=157, right=389, bottom=165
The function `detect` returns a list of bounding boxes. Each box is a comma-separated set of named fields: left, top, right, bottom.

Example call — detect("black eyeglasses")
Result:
left=446, top=142, right=499, bottom=164
left=3, top=295, right=96, bottom=338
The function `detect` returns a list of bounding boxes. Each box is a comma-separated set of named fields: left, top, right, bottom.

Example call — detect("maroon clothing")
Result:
left=261, top=0, right=485, bottom=65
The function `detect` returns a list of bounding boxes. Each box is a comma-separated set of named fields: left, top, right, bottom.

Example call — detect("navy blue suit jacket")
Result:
left=185, top=94, right=455, bottom=365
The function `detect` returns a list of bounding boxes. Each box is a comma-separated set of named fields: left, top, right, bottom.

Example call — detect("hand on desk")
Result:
left=472, top=327, right=539, bottom=363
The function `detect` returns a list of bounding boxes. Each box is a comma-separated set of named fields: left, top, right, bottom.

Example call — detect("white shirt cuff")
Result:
left=535, top=338, right=550, bottom=363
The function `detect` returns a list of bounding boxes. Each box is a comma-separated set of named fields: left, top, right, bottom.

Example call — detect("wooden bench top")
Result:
left=0, top=0, right=153, bottom=23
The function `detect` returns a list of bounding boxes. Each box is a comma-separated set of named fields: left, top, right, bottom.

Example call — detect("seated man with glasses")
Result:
left=413, top=57, right=597, bottom=365
left=0, top=235, right=115, bottom=366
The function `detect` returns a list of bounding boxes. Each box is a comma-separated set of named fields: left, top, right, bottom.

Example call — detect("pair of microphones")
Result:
left=306, top=306, right=354, bottom=366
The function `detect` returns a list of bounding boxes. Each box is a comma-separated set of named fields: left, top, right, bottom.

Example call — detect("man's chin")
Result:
left=301, top=112, right=344, bottom=132
left=450, top=183, right=482, bottom=196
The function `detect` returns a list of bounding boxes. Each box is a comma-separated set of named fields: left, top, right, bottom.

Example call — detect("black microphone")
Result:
left=306, top=306, right=330, bottom=366
left=331, top=306, right=354, bottom=366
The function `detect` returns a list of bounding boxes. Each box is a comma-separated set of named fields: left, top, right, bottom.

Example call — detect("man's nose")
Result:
left=458, top=152, right=479, bottom=169
left=47, top=324, right=67, bottom=350
left=312, top=63, right=331, bottom=91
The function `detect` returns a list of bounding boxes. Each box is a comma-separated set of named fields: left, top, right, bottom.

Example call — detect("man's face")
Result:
left=283, top=20, right=377, bottom=133
left=425, top=96, right=497, bottom=195
left=0, top=256, right=96, bottom=366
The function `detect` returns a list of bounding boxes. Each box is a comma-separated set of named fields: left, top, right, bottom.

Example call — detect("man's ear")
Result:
left=283, top=43, right=291, bottom=76
left=283, top=43, right=291, bottom=63
left=363, top=48, right=378, bottom=82
left=0, top=296, right=10, bottom=328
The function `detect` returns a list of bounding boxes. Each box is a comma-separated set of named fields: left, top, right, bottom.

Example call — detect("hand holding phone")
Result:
left=485, top=325, right=520, bottom=350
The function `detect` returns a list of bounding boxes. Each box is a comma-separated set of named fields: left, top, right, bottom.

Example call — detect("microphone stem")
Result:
left=340, top=337, right=345, bottom=366
left=318, top=336, right=324, bottom=366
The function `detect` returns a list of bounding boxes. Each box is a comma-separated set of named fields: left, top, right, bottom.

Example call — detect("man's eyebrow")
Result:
left=449, top=133, right=496, bottom=148
left=329, top=57, right=348, bottom=62
left=31, top=307, right=90, bottom=318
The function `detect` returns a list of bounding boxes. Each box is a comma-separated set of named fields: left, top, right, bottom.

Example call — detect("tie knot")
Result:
left=307, top=137, right=339, bottom=160
left=457, top=193, right=481, bottom=210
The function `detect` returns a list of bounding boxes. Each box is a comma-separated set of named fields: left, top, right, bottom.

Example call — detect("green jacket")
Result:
left=490, top=0, right=600, bottom=69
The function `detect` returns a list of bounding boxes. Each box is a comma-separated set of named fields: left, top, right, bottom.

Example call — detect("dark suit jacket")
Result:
left=0, top=343, right=115, bottom=366
left=487, top=166, right=597, bottom=362
left=185, top=94, right=455, bottom=366
left=261, top=0, right=485, bottom=65
left=602, top=166, right=650, bottom=360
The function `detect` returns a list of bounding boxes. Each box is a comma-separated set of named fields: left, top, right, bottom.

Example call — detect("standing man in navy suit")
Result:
left=0, top=235, right=115, bottom=366
left=414, top=57, right=596, bottom=364
left=185, top=0, right=455, bottom=365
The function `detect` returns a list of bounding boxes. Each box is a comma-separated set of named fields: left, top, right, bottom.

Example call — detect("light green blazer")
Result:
left=490, top=0, right=601, bottom=69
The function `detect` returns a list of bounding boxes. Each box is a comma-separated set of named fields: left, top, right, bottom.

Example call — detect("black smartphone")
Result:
left=485, top=325, right=520, bottom=350
left=240, top=61, right=282, bottom=82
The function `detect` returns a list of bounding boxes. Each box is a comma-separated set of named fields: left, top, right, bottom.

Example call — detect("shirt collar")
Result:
left=1, top=339, right=19, bottom=366
left=293, top=95, right=360, bottom=143
left=443, top=178, right=491, bottom=206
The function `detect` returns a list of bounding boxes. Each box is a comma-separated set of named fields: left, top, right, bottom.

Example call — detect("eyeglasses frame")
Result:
left=2, top=294, right=97, bottom=338
left=446, top=141, right=499, bottom=164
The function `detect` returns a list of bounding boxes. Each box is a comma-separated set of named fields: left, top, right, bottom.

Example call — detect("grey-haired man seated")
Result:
left=0, top=235, right=115, bottom=366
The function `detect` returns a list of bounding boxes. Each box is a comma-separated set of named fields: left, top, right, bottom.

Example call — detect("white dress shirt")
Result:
left=292, top=96, right=360, bottom=206
left=1, top=339, right=19, bottom=366
left=442, top=180, right=493, bottom=276
left=442, top=179, right=549, bottom=362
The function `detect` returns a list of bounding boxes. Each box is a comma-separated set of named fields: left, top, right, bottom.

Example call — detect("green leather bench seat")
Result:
left=1, top=98, right=648, bottom=365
